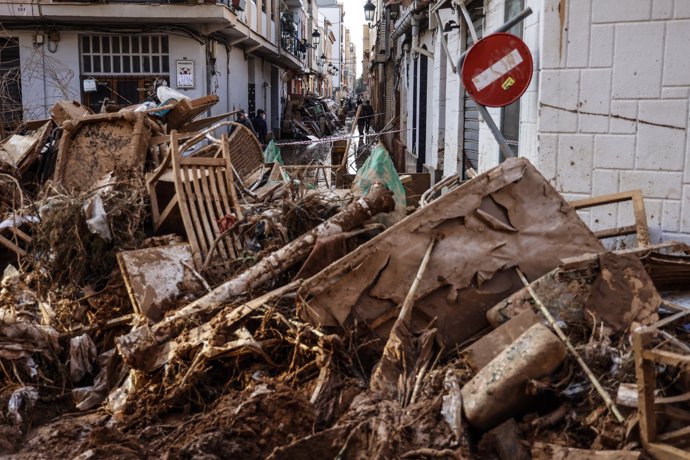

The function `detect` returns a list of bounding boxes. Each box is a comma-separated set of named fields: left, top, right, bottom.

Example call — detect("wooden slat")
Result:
left=178, top=110, right=240, bottom=134
left=188, top=164, right=214, bottom=260
left=179, top=163, right=207, bottom=267
left=632, top=189, right=651, bottom=247
left=198, top=164, right=229, bottom=262
left=657, top=425, right=690, bottom=443
left=179, top=157, right=226, bottom=167
left=571, top=190, right=640, bottom=209
left=643, top=349, right=690, bottom=368
left=593, top=225, right=638, bottom=239
left=222, top=134, right=244, bottom=221
left=206, top=161, right=232, bottom=260
left=648, top=442, right=690, bottom=460
left=634, top=327, right=658, bottom=447
left=0, top=231, right=27, bottom=257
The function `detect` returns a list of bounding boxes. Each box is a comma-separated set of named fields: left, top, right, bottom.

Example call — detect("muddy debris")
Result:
left=1, top=99, right=690, bottom=459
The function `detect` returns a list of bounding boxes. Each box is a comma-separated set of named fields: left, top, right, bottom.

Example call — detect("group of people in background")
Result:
left=235, top=97, right=374, bottom=148
left=236, top=109, right=269, bottom=145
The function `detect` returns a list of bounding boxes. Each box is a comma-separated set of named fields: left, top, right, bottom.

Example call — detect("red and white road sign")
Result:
left=461, top=33, right=533, bottom=108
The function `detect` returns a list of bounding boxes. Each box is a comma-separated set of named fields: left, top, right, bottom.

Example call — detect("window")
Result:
left=80, top=35, right=170, bottom=76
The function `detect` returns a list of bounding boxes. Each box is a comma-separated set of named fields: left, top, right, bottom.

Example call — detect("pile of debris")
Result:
left=0, top=99, right=689, bottom=460
left=281, top=93, right=342, bottom=139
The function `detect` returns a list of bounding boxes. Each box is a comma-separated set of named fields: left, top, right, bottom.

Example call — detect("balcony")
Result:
left=280, top=14, right=305, bottom=61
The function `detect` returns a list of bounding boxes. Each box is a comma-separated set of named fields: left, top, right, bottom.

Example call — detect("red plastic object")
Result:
left=461, top=33, right=533, bottom=108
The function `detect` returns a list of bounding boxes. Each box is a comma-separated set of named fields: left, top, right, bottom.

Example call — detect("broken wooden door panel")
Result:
left=297, top=158, right=604, bottom=347
left=53, top=111, right=154, bottom=193
left=117, top=243, right=202, bottom=322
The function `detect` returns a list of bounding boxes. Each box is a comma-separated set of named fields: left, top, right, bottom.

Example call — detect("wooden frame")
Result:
left=147, top=120, right=262, bottom=231
left=155, top=129, right=244, bottom=274
left=0, top=225, right=30, bottom=258
left=54, top=111, right=157, bottom=193
left=274, top=164, right=342, bottom=189
left=570, top=189, right=650, bottom=247
left=634, top=325, right=690, bottom=460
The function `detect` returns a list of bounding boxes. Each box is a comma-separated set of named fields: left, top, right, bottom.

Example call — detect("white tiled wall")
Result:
left=536, top=0, right=690, bottom=242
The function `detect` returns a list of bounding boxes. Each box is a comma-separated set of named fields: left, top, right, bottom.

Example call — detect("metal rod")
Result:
left=476, top=103, right=515, bottom=158
left=457, top=7, right=533, bottom=69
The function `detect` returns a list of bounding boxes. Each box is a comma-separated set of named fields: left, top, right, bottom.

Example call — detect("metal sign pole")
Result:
left=458, top=7, right=534, bottom=160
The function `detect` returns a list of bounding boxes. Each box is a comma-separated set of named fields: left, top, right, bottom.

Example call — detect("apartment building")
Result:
left=367, top=0, right=690, bottom=242
left=0, top=0, right=340, bottom=135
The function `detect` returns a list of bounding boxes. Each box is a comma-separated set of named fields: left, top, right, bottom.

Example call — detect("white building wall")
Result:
left=535, top=0, right=690, bottom=242
left=13, top=31, right=80, bottom=120
left=477, top=0, right=505, bottom=172
left=443, top=28, right=463, bottom=177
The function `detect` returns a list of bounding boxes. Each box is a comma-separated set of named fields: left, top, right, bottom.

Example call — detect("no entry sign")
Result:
left=461, top=33, right=533, bottom=108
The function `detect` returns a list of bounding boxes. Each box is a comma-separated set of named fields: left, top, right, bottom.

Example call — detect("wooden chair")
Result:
left=147, top=121, right=262, bottom=233
left=149, top=128, right=245, bottom=275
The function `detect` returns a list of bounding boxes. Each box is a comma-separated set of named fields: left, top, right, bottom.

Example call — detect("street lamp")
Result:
left=312, top=28, right=321, bottom=47
left=319, top=53, right=327, bottom=66
left=364, top=0, right=376, bottom=23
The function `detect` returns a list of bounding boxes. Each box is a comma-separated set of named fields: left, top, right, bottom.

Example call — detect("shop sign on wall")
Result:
left=176, top=60, right=195, bottom=89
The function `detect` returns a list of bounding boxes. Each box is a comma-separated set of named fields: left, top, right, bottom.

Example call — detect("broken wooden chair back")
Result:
left=149, top=127, right=244, bottom=277
left=634, top=323, right=690, bottom=459
left=147, top=121, right=258, bottom=231
left=570, top=190, right=650, bottom=248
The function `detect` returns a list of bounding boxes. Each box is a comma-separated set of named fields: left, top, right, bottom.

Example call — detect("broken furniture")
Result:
left=571, top=189, right=650, bottom=247
left=162, top=94, right=219, bottom=131
left=117, top=243, right=202, bottom=322
left=147, top=121, right=259, bottom=233
left=635, top=323, right=690, bottom=459
left=148, top=127, right=244, bottom=277
left=0, top=217, right=31, bottom=258
left=0, top=121, right=53, bottom=175
left=297, top=157, right=605, bottom=347
left=53, top=111, right=158, bottom=193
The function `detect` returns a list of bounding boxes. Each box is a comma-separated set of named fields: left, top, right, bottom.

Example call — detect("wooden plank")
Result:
left=206, top=159, right=232, bottom=261
left=652, top=309, right=690, bottom=330
left=172, top=133, right=205, bottom=269
left=594, top=225, right=638, bottom=240
left=179, top=157, right=226, bottom=167
left=186, top=164, right=211, bottom=260
left=178, top=110, right=240, bottom=134
left=222, top=134, right=244, bottom=221
left=571, top=190, right=638, bottom=209
left=648, top=442, right=690, bottom=460
left=193, top=166, right=215, bottom=268
left=197, top=164, right=226, bottom=262
left=657, top=425, right=690, bottom=444
left=643, top=349, right=690, bottom=368
left=632, top=189, right=651, bottom=247
left=0, top=231, right=27, bottom=257
left=165, top=95, right=220, bottom=131
left=634, top=327, right=658, bottom=447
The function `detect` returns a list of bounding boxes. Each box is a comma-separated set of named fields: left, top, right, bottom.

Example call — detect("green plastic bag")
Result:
left=263, top=140, right=284, bottom=165
left=352, top=143, right=406, bottom=226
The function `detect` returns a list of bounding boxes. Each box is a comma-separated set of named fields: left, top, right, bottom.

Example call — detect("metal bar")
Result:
left=436, top=10, right=458, bottom=73
left=459, top=2, right=478, bottom=43
left=476, top=103, right=515, bottom=158
left=457, top=7, right=533, bottom=69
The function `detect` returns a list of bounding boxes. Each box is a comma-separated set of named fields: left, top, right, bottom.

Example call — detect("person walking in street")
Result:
left=236, top=109, right=257, bottom=137
left=356, top=99, right=366, bottom=145
left=360, top=100, right=374, bottom=141
left=252, top=109, right=268, bottom=144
